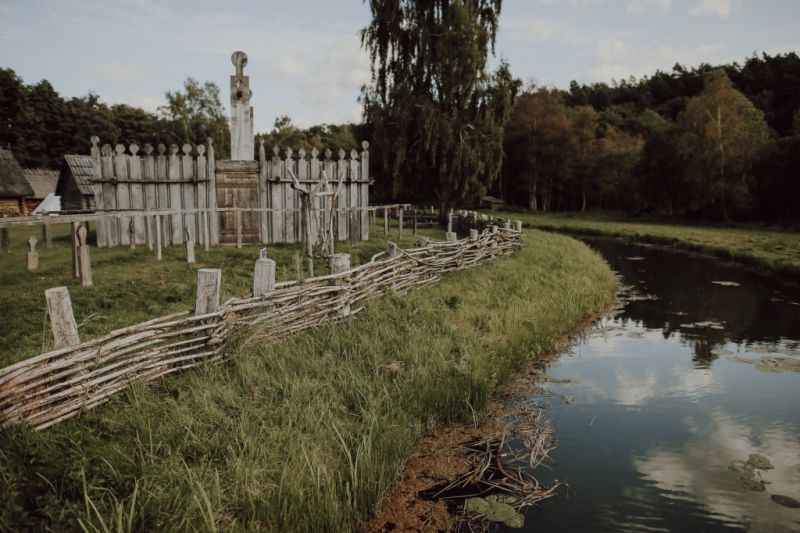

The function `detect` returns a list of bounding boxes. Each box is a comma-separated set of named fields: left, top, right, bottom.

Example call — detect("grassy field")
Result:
left=496, top=211, right=800, bottom=278
left=0, top=228, right=616, bottom=532
left=0, top=219, right=440, bottom=367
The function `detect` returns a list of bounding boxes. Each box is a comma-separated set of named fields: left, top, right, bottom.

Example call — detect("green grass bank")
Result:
left=497, top=211, right=800, bottom=279
left=0, top=229, right=615, bottom=532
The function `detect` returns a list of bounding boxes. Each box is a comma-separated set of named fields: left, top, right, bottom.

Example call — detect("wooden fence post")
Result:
left=413, top=208, right=417, bottom=235
left=398, top=207, right=404, bottom=239
left=76, top=225, right=92, bottom=287
left=446, top=232, right=457, bottom=242
left=349, top=208, right=359, bottom=247
left=202, top=211, right=210, bottom=251
left=469, top=229, right=479, bottom=242
left=236, top=209, right=243, bottom=249
left=71, top=221, right=80, bottom=279
left=42, top=222, right=52, bottom=249
left=329, top=253, right=351, bottom=316
left=417, top=236, right=431, bottom=247
left=385, top=241, right=398, bottom=257
left=384, top=208, right=389, bottom=236
left=195, top=268, right=221, bottom=315
left=129, top=220, right=136, bottom=250
left=155, top=215, right=162, bottom=261
left=45, top=287, right=80, bottom=349
left=26, top=236, right=38, bottom=270
left=185, top=227, right=196, bottom=264
left=515, top=220, right=523, bottom=231
left=503, top=220, right=511, bottom=230
left=145, top=216, right=153, bottom=251
left=447, top=210, right=453, bottom=233
left=253, top=248, right=276, bottom=296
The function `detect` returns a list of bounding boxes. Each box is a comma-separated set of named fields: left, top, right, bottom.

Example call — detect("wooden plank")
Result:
left=196, top=146, right=208, bottom=247
left=100, top=145, right=118, bottom=246
left=128, top=144, right=145, bottom=244
left=142, top=144, right=157, bottom=245
left=155, top=145, right=170, bottom=245
left=207, top=138, right=219, bottom=245
left=45, top=287, right=80, bottom=349
left=253, top=252, right=276, bottom=296
left=258, top=141, right=268, bottom=243
left=195, top=269, right=221, bottom=315
left=181, top=144, right=196, bottom=243
left=337, top=150, right=348, bottom=241
left=113, top=145, right=131, bottom=246
left=168, top=145, right=183, bottom=244
left=349, top=149, right=360, bottom=241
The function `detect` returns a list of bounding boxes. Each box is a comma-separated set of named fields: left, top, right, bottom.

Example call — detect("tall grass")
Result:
left=0, top=230, right=616, bottom=532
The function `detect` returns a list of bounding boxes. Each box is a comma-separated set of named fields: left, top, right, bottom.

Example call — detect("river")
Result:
left=511, top=237, right=800, bottom=532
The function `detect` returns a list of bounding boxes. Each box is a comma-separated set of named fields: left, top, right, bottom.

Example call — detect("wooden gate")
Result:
left=215, top=160, right=259, bottom=244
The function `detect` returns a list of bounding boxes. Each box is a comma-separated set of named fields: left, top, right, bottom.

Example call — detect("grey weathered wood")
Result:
left=128, top=144, right=145, bottom=244
left=515, top=220, right=523, bottom=231
left=195, top=268, right=221, bottom=315
left=181, top=144, right=196, bottom=244
left=168, top=145, right=183, bottom=245
left=77, top=225, right=92, bottom=287
left=503, top=220, right=511, bottom=230
left=197, top=145, right=209, bottom=245
left=154, top=215, right=162, bottom=261
left=100, top=146, right=119, bottom=246
left=129, top=220, right=136, bottom=250
left=156, top=145, right=170, bottom=245
left=447, top=210, right=453, bottom=233
left=45, top=287, right=80, bottom=349
left=26, top=236, right=38, bottom=270
left=349, top=208, right=359, bottom=247
left=206, top=138, right=219, bottom=245
left=413, top=209, right=417, bottom=235
left=145, top=215, right=154, bottom=251
left=71, top=221, right=80, bottom=279
left=385, top=241, right=398, bottom=257
left=253, top=249, right=276, bottom=296
left=329, top=253, right=351, bottom=315
left=469, top=229, right=479, bottom=242
left=114, top=145, right=132, bottom=246
left=235, top=209, right=243, bottom=249
left=446, top=232, right=457, bottom=242
left=185, top=227, right=196, bottom=264
left=42, top=222, right=52, bottom=248
left=398, top=207, right=404, bottom=239
left=384, top=207, right=389, bottom=236
left=202, top=211, right=210, bottom=251
left=142, top=144, right=157, bottom=242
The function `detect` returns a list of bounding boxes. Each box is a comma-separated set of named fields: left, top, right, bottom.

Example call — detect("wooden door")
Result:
left=215, top=161, right=259, bottom=244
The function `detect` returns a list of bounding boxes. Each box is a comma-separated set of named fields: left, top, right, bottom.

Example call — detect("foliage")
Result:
left=0, top=229, right=616, bottom=531
left=254, top=116, right=361, bottom=155
left=676, top=70, right=768, bottom=221
left=361, top=0, right=520, bottom=210
left=160, top=78, right=230, bottom=157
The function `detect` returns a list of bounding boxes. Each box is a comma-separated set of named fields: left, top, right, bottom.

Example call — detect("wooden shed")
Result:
left=23, top=168, right=60, bottom=212
left=0, top=147, right=34, bottom=216
left=481, top=195, right=506, bottom=211
left=56, top=155, right=97, bottom=210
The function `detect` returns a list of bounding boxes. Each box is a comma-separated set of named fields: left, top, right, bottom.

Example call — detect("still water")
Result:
left=517, top=238, right=800, bottom=532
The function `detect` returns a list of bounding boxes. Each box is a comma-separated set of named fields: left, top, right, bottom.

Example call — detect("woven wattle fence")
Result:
left=0, top=224, right=523, bottom=431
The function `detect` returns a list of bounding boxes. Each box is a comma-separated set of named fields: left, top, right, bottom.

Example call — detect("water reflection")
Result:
left=509, top=238, right=800, bottom=532
left=635, top=410, right=800, bottom=532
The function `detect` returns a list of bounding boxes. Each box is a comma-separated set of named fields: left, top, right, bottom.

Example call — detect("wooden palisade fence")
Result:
left=0, top=223, right=523, bottom=431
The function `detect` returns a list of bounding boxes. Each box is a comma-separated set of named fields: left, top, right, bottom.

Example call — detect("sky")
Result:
left=1, top=0, right=798, bottom=136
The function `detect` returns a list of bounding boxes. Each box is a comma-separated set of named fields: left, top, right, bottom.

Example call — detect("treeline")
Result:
left=501, top=53, right=800, bottom=224
left=0, top=68, right=364, bottom=170
left=0, top=70, right=231, bottom=168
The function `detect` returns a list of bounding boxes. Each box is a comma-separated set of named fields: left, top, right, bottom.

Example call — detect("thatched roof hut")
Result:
left=0, top=147, right=34, bottom=216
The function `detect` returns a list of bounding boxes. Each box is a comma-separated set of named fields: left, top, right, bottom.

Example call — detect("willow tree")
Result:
left=361, top=0, right=519, bottom=212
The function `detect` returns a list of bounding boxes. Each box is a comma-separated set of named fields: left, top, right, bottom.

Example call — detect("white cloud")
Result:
left=587, top=37, right=722, bottom=82
left=303, top=36, right=370, bottom=108
left=127, top=94, right=162, bottom=113
left=268, top=55, right=310, bottom=80
left=91, top=64, right=148, bottom=82
left=688, top=0, right=739, bottom=18
left=504, top=17, right=589, bottom=45
left=627, top=0, right=672, bottom=16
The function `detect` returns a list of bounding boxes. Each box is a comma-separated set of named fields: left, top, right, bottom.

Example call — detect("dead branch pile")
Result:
left=0, top=226, right=522, bottom=431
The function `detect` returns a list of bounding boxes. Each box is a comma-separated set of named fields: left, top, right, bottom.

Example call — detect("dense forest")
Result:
left=2, top=44, right=799, bottom=223
left=501, top=52, right=800, bottom=224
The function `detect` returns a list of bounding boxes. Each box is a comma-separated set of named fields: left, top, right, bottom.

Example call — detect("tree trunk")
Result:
left=581, top=191, right=587, bottom=212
